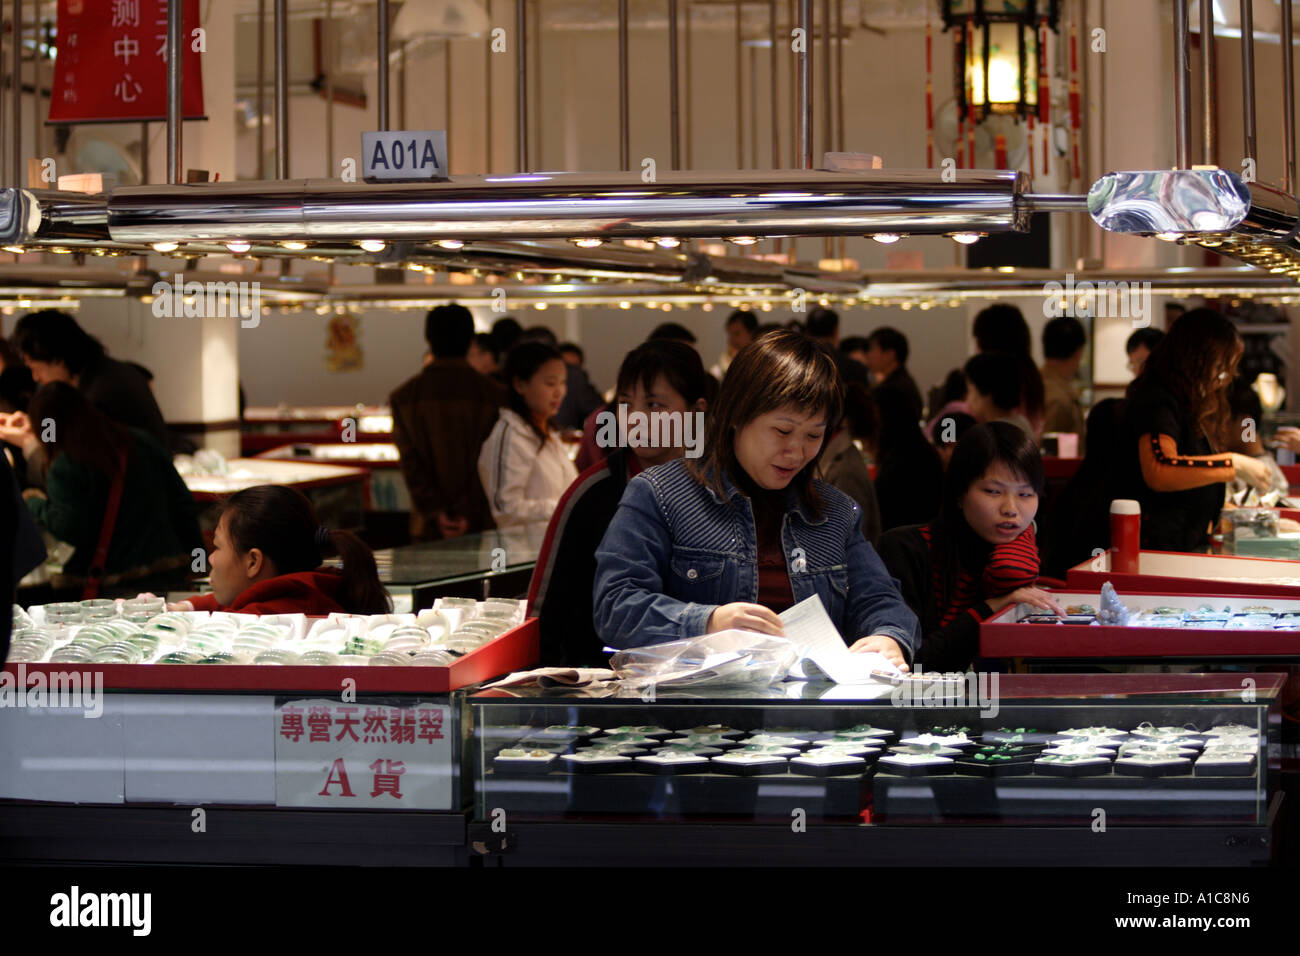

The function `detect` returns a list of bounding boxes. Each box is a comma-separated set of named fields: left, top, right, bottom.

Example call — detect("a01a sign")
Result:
left=273, top=699, right=454, bottom=810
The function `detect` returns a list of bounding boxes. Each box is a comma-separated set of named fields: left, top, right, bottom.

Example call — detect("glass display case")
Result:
left=467, top=674, right=1283, bottom=864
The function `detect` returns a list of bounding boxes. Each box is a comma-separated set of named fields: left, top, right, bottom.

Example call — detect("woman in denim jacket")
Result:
left=594, top=330, right=919, bottom=670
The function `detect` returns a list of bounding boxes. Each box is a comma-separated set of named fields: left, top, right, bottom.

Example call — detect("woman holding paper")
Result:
left=593, top=330, right=919, bottom=672
left=877, top=422, right=1060, bottom=672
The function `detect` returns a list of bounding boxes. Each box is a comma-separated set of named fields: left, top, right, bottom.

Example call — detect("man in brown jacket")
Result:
left=391, top=304, right=506, bottom=540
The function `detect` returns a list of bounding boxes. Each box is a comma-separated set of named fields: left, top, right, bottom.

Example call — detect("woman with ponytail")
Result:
left=171, top=484, right=390, bottom=615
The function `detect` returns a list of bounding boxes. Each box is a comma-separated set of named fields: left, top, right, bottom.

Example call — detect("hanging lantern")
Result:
left=941, top=1, right=1060, bottom=123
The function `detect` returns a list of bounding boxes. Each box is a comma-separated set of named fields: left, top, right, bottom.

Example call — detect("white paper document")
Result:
left=778, top=595, right=904, bottom=684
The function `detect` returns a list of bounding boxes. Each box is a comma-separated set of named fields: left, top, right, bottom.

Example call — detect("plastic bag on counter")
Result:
left=608, top=629, right=799, bottom=690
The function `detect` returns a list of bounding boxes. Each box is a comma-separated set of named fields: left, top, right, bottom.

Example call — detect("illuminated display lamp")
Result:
left=941, top=0, right=1060, bottom=122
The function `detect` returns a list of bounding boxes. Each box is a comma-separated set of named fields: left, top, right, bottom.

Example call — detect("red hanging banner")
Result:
left=49, top=0, right=205, bottom=124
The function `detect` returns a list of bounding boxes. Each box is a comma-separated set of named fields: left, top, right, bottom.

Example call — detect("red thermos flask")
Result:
left=1109, top=499, right=1141, bottom=574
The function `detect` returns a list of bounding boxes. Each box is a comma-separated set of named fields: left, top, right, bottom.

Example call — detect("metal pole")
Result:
left=735, top=0, right=743, bottom=168
left=769, top=0, right=779, bottom=167
left=517, top=0, right=528, bottom=171
left=834, top=0, right=842, bottom=152
left=820, top=0, right=830, bottom=162
left=1283, top=0, right=1296, bottom=192
left=7, top=0, right=18, bottom=185
left=485, top=0, right=493, bottom=173
left=1200, top=0, right=1215, bottom=166
left=685, top=0, right=692, bottom=168
left=31, top=10, right=39, bottom=165
left=797, top=0, right=812, bottom=169
left=749, top=44, right=758, bottom=168
left=325, top=0, right=334, bottom=176
left=1172, top=0, right=1190, bottom=169
left=399, top=41, right=407, bottom=129
left=257, top=0, right=265, bottom=179
left=166, top=0, right=181, bottom=184
left=531, top=0, right=540, bottom=169
left=669, top=0, right=681, bottom=169
left=275, top=0, right=288, bottom=179
left=445, top=39, right=453, bottom=170
left=1241, top=0, right=1256, bottom=167
left=377, top=0, right=389, bottom=131
left=618, top=0, right=628, bottom=170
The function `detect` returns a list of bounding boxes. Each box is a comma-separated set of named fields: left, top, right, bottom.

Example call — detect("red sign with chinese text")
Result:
left=50, top=0, right=205, bottom=123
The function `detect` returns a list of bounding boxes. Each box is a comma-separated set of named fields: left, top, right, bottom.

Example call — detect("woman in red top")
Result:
left=877, top=422, right=1062, bottom=672
left=171, top=484, right=390, bottom=616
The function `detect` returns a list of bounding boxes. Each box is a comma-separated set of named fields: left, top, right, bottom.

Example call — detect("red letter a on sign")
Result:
left=318, top=758, right=356, bottom=797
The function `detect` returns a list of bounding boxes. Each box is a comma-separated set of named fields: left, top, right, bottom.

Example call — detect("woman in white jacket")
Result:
left=478, top=341, right=578, bottom=527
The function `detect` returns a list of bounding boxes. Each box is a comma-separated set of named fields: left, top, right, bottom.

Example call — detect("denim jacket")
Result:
left=593, top=458, right=920, bottom=659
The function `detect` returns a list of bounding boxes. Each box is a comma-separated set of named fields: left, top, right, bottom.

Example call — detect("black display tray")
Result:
left=872, top=771, right=1261, bottom=823
left=478, top=768, right=872, bottom=820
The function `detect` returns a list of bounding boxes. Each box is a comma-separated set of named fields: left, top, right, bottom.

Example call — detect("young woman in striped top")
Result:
left=877, top=422, right=1062, bottom=672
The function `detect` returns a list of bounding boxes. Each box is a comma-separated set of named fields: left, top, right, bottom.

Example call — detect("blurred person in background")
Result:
left=24, top=382, right=200, bottom=598
left=521, top=326, right=603, bottom=430
left=925, top=368, right=971, bottom=442
left=1040, top=315, right=1087, bottom=445
left=0, top=310, right=175, bottom=486
left=963, top=352, right=1036, bottom=438
left=1125, top=326, right=1164, bottom=377
left=869, top=385, right=944, bottom=532
left=467, top=332, right=498, bottom=377
left=558, top=342, right=585, bottom=366
left=861, top=326, right=924, bottom=421
left=932, top=411, right=978, bottom=470
left=711, top=309, right=757, bottom=379
left=534, top=340, right=712, bottom=666
left=479, top=342, right=577, bottom=527
left=1121, top=308, right=1271, bottom=552
left=390, top=304, right=505, bottom=541
left=804, top=307, right=869, bottom=386
left=1041, top=398, right=1126, bottom=579
left=970, top=302, right=1046, bottom=435
left=819, top=380, right=883, bottom=545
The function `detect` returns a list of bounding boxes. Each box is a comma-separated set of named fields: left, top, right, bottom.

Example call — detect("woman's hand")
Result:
left=166, top=600, right=194, bottom=612
left=847, top=634, right=910, bottom=673
left=0, top=410, right=36, bottom=449
left=1230, top=453, right=1274, bottom=494
left=986, top=587, right=1066, bottom=616
left=1274, top=426, right=1300, bottom=453
left=706, top=602, right=785, bottom=636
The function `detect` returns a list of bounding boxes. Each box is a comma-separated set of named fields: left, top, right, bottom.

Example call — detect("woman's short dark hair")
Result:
left=504, top=341, right=565, bottom=446
left=973, top=303, right=1031, bottom=356
left=964, top=352, right=1023, bottom=410
left=867, top=327, right=910, bottom=365
left=424, top=303, right=474, bottom=359
left=1042, top=315, right=1087, bottom=360
left=615, top=339, right=713, bottom=407
left=648, top=322, right=697, bottom=344
left=690, top=329, right=843, bottom=517
left=221, top=484, right=390, bottom=615
left=1125, top=327, right=1164, bottom=354
left=726, top=309, right=758, bottom=333
left=12, top=310, right=106, bottom=376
